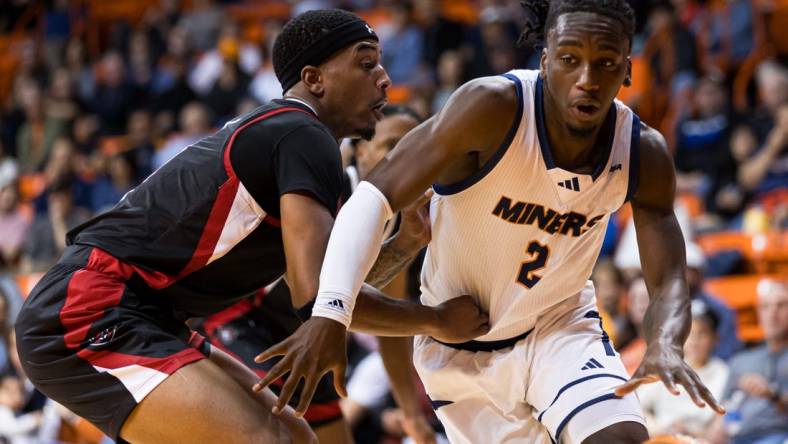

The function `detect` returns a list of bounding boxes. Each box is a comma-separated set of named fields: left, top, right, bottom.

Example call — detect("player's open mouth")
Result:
left=371, top=100, right=387, bottom=120
left=572, top=103, right=600, bottom=120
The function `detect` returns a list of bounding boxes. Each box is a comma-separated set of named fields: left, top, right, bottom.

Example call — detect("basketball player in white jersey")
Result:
left=256, top=1, right=726, bottom=442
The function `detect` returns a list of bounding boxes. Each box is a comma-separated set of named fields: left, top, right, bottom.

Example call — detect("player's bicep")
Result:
left=366, top=76, right=518, bottom=211
left=631, top=126, right=686, bottom=290
left=280, top=192, right=335, bottom=308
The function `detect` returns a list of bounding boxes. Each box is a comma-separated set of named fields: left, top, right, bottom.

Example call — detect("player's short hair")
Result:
left=517, top=0, right=635, bottom=50
left=273, top=9, right=378, bottom=92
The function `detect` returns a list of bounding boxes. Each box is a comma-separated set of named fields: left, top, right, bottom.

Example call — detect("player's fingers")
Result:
left=272, top=366, right=302, bottom=415
left=253, top=356, right=292, bottom=393
left=675, top=369, right=705, bottom=407
left=415, top=189, right=433, bottom=208
left=614, top=375, right=658, bottom=397
left=332, top=363, right=348, bottom=398
left=294, top=373, right=320, bottom=417
left=659, top=369, right=680, bottom=396
left=254, top=340, right=288, bottom=364
left=689, top=370, right=726, bottom=414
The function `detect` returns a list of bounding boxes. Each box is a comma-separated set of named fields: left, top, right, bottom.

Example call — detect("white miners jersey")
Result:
left=421, top=69, right=640, bottom=341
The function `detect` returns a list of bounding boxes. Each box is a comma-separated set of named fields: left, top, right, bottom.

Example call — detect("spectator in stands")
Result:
left=21, top=180, right=91, bottom=273
left=591, top=260, right=629, bottom=347
left=692, top=0, right=756, bottom=77
left=620, top=276, right=649, bottom=375
left=64, top=38, right=96, bottom=104
left=712, top=279, right=787, bottom=444
left=381, top=2, right=426, bottom=86
left=126, top=109, right=156, bottom=180
left=152, top=101, right=212, bottom=169
left=203, top=42, right=252, bottom=124
left=674, top=75, right=740, bottom=220
left=127, top=30, right=154, bottom=92
left=0, top=178, right=30, bottom=273
left=686, top=243, right=742, bottom=360
left=151, top=26, right=197, bottom=119
left=639, top=299, right=729, bottom=437
left=91, top=51, right=139, bottom=135
left=732, top=61, right=788, bottom=197
left=413, top=0, right=466, bottom=69
left=15, top=82, right=68, bottom=173
left=431, top=49, right=464, bottom=113
left=46, top=67, right=80, bottom=122
left=189, top=20, right=261, bottom=97
left=71, top=113, right=99, bottom=156
left=91, top=151, right=137, bottom=214
left=178, top=0, right=224, bottom=53
left=644, top=0, right=699, bottom=96
left=465, top=6, right=523, bottom=78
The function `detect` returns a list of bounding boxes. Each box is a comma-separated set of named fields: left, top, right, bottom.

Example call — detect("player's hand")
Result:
left=428, top=295, right=490, bottom=343
left=253, top=317, right=348, bottom=417
left=402, top=412, right=437, bottom=444
left=614, top=342, right=726, bottom=414
left=737, top=373, right=774, bottom=399
left=391, top=189, right=433, bottom=254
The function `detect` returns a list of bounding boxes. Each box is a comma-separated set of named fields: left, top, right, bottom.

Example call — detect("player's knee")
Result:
left=581, top=421, right=648, bottom=444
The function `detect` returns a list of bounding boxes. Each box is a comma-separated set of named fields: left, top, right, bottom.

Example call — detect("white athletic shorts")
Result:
left=413, top=283, right=645, bottom=443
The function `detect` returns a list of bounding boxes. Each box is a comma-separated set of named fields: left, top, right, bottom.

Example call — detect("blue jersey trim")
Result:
left=433, top=327, right=533, bottom=352
left=432, top=73, right=524, bottom=195
left=534, top=76, right=617, bottom=181
left=552, top=393, right=621, bottom=443
left=538, top=373, right=628, bottom=423
left=428, top=398, right=454, bottom=410
left=584, top=310, right=616, bottom=356
left=625, top=115, right=641, bottom=202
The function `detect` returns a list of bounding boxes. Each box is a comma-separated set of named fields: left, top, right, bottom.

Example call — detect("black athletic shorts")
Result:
left=14, top=245, right=210, bottom=441
left=197, top=280, right=343, bottom=428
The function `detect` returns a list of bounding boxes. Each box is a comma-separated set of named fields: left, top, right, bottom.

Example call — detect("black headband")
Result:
left=278, top=18, right=379, bottom=92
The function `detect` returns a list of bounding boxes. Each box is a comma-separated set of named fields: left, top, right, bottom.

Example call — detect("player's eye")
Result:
left=361, top=61, right=376, bottom=71
left=560, top=55, right=576, bottom=65
left=600, top=59, right=616, bottom=69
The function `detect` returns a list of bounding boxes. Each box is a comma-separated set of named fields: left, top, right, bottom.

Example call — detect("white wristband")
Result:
left=312, top=181, right=393, bottom=327
left=311, top=291, right=355, bottom=327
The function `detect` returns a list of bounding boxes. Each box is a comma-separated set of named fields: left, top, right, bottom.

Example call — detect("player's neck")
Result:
left=542, top=92, right=605, bottom=173
left=282, top=90, right=342, bottom=140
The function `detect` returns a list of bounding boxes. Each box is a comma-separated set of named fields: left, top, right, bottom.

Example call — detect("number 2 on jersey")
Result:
left=517, top=241, right=550, bottom=288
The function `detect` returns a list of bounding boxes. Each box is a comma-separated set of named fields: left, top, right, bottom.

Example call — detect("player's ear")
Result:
left=539, top=48, right=548, bottom=79
left=301, top=66, right=325, bottom=97
left=623, top=57, right=632, bottom=87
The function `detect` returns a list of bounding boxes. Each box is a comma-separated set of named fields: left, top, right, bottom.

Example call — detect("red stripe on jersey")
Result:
left=60, top=249, right=134, bottom=349
left=129, top=107, right=309, bottom=289
left=303, top=400, right=342, bottom=423
left=201, top=297, right=256, bottom=337
left=77, top=347, right=205, bottom=375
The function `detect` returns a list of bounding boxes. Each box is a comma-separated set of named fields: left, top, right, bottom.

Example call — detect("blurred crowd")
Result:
left=0, top=0, right=785, bottom=443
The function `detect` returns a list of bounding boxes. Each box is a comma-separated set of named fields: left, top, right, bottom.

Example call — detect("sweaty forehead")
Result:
left=548, top=12, right=628, bottom=51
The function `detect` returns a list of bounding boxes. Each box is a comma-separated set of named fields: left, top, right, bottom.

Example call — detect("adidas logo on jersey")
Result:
left=557, top=177, right=581, bottom=191
left=581, top=358, right=604, bottom=370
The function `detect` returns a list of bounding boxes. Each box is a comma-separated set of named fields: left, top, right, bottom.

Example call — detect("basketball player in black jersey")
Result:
left=14, top=10, right=488, bottom=444
left=196, top=106, right=436, bottom=444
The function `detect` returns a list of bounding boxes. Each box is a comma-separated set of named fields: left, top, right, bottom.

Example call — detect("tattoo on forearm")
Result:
left=366, top=239, right=414, bottom=288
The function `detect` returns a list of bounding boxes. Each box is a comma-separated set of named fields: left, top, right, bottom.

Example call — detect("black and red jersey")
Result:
left=67, top=100, right=343, bottom=317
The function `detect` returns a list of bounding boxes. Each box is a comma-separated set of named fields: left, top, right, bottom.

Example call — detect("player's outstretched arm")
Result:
left=614, top=124, right=725, bottom=415
left=257, top=77, right=517, bottom=417
left=313, top=76, right=519, bottom=327
left=254, top=192, right=349, bottom=417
